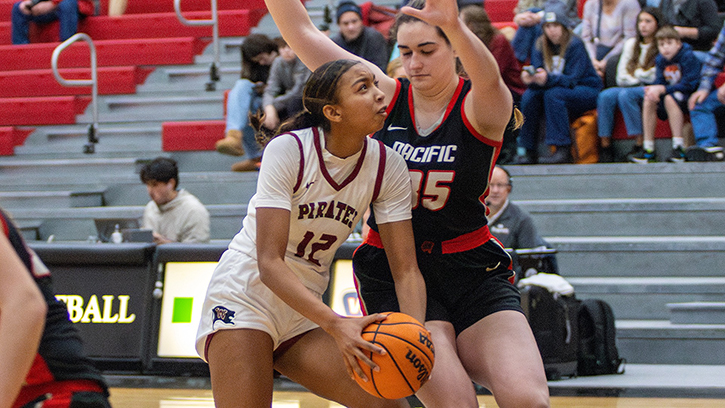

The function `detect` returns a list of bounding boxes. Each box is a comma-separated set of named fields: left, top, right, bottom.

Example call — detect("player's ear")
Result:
left=323, top=104, right=343, bottom=124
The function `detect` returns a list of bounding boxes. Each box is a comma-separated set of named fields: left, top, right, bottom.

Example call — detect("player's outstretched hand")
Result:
left=400, top=0, right=459, bottom=31
left=326, top=313, right=388, bottom=382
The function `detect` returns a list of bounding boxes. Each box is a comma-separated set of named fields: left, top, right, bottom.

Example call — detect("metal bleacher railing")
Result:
left=174, top=0, right=221, bottom=91
left=51, top=33, right=99, bottom=154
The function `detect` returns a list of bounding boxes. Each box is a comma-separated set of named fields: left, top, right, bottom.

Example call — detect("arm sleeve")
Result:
left=515, top=214, right=545, bottom=250
left=180, top=204, right=210, bottom=243
left=254, top=134, right=300, bottom=210
left=696, top=0, right=721, bottom=46
left=654, top=56, right=666, bottom=85
left=605, top=0, right=640, bottom=60
left=371, top=148, right=413, bottom=225
left=580, top=1, right=597, bottom=60
left=698, top=25, right=725, bottom=92
left=262, top=58, right=284, bottom=108
left=546, top=42, right=591, bottom=88
left=616, top=38, right=640, bottom=86
left=364, top=28, right=391, bottom=72
left=271, top=60, right=311, bottom=111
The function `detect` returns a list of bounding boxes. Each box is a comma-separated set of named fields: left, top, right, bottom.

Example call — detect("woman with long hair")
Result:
left=262, top=0, right=550, bottom=406
left=196, top=59, right=426, bottom=408
left=596, top=7, right=661, bottom=162
left=515, top=8, right=603, bottom=164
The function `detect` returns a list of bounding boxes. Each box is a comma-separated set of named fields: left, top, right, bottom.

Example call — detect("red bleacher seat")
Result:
left=0, top=10, right=266, bottom=45
left=611, top=110, right=674, bottom=140
left=162, top=120, right=225, bottom=151
left=98, top=0, right=266, bottom=15
left=0, top=37, right=206, bottom=71
left=0, top=66, right=153, bottom=98
left=0, top=95, right=90, bottom=126
left=0, top=126, right=33, bottom=155
left=485, top=0, right=517, bottom=22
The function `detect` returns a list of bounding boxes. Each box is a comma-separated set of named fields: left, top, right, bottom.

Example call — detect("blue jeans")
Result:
left=12, top=0, right=79, bottom=44
left=519, top=85, right=600, bottom=149
left=597, top=86, right=645, bottom=137
left=226, top=79, right=263, bottom=159
left=690, top=90, right=723, bottom=147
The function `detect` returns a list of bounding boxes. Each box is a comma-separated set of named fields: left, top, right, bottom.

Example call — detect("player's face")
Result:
left=331, top=65, right=387, bottom=135
left=145, top=179, right=176, bottom=206
left=486, top=167, right=511, bottom=210
left=637, top=12, right=658, bottom=39
left=396, top=21, right=456, bottom=90
left=339, top=11, right=364, bottom=41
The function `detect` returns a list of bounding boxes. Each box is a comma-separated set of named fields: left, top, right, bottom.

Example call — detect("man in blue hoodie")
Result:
left=631, top=26, right=701, bottom=163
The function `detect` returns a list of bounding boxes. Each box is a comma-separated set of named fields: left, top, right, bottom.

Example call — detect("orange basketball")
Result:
left=353, top=312, right=435, bottom=399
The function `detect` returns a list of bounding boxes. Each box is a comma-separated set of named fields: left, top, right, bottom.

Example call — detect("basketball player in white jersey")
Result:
left=196, top=59, right=426, bottom=408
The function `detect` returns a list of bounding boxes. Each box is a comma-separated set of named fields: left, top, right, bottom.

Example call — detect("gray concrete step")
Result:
left=507, top=162, right=725, bottom=200
left=75, top=93, right=225, bottom=123
left=668, top=302, right=725, bottom=324
left=568, top=277, right=725, bottom=320
left=520, top=198, right=725, bottom=236
left=0, top=157, right=140, bottom=178
left=0, top=190, right=104, bottom=209
left=549, top=236, right=725, bottom=277
left=616, top=320, right=725, bottom=365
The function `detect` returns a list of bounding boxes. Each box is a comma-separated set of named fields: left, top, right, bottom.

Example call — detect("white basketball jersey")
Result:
left=229, top=127, right=412, bottom=295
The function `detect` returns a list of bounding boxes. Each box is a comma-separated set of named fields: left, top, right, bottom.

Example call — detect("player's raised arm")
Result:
left=263, top=0, right=397, bottom=96
left=402, top=0, right=512, bottom=139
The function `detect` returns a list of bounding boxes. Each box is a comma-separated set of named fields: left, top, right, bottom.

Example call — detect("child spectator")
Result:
left=215, top=34, right=279, bottom=170
left=631, top=26, right=701, bottom=163
left=686, top=20, right=725, bottom=161
left=580, top=0, right=641, bottom=77
left=511, top=0, right=580, bottom=64
left=515, top=8, right=603, bottom=164
left=597, top=7, right=661, bottom=162
left=386, top=57, right=406, bottom=78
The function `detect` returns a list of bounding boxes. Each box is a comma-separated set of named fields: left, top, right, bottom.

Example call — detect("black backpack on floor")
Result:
left=520, top=285, right=580, bottom=380
left=577, top=299, right=626, bottom=376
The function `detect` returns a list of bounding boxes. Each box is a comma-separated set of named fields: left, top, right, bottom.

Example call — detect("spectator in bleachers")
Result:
left=461, top=4, right=526, bottom=163
left=257, top=39, right=311, bottom=161
left=631, top=26, right=701, bottom=163
left=687, top=20, right=725, bottom=161
left=216, top=34, right=279, bottom=170
left=386, top=57, right=407, bottom=78
left=486, top=165, right=558, bottom=277
left=332, top=1, right=390, bottom=72
left=597, top=7, right=661, bottom=162
left=511, top=0, right=580, bottom=63
left=140, top=157, right=211, bottom=244
left=11, top=0, right=94, bottom=44
left=580, top=0, right=641, bottom=77
left=659, top=0, right=720, bottom=60
left=515, top=8, right=603, bottom=164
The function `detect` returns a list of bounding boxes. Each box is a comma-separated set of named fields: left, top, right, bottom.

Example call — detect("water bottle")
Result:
left=111, top=224, right=123, bottom=244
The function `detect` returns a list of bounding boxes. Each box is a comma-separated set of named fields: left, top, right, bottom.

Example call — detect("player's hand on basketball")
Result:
left=327, top=314, right=388, bottom=381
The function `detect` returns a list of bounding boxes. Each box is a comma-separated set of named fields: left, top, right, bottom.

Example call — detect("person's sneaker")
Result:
left=539, top=147, right=572, bottom=164
left=630, top=149, right=656, bottom=164
left=599, top=145, right=615, bottom=163
left=686, top=145, right=725, bottom=162
left=625, top=144, right=644, bottom=162
left=666, top=146, right=686, bottom=163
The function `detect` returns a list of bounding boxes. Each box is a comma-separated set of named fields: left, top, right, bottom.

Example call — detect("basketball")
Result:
left=353, top=312, right=435, bottom=399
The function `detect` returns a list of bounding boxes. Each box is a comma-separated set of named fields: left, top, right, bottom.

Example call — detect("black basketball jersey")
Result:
left=368, top=78, right=501, bottom=247
left=0, top=210, right=107, bottom=393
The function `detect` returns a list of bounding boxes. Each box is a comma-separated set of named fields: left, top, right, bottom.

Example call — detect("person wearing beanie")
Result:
left=331, top=1, right=390, bottom=71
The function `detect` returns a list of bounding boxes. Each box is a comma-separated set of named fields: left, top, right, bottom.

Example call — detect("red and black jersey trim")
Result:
left=289, top=132, right=305, bottom=194
left=313, top=127, right=368, bottom=191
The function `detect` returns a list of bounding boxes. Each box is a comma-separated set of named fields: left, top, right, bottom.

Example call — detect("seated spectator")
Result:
left=631, top=26, right=701, bottom=163
left=332, top=1, right=389, bottom=71
left=1, top=207, right=111, bottom=408
left=511, top=0, right=580, bottom=64
left=215, top=34, right=279, bottom=170
left=580, top=0, right=641, bottom=77
left=597, top=7, right=661, bottom=162
left=515, top=8, right=603, bottom=164
left=259, top=39, right=311, bottom=143
left=659, top=0, right=720, bottom=60
left=461, top=4, right=526, bottom=164
left=140, top=157, right=211, bottom=244
left=486, top=166, right=558, bottom=277
left=687, top=20, right=725, bottom=161
left=11, top=0, right=94, bottom=44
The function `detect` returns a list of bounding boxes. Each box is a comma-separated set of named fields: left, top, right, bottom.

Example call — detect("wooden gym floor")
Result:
left=108, top=387, right=725, bottom=408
